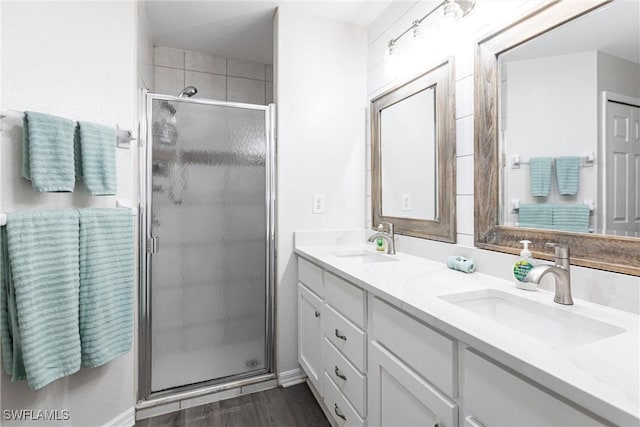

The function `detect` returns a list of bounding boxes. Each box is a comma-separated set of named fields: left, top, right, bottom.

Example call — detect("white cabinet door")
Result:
left=368, top=341, right=458, bottom=427
left=461, top=348, right=602, bottom=427
left=298, top=283, right=323, bottom=395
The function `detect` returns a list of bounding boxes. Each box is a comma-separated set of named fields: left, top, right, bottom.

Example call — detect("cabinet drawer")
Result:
left=324, top=304, right=366, bottom=372
left=325, top=272, right=365, bottom=328
left=372, top=297, right=455, bottom=396
left=324, top=372, right=365, bottom=427
left=461, top=348, right=602, bottom=426
left=323, top=337, right=366, bottom=417
left=298, top=257, right=323, bottom=297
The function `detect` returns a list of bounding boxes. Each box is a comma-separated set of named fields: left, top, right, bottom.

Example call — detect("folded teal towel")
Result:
left=22, top=111, right=77, bottom=192
left=77, top=122, right=117, bottom=196
left=518, top=203, right=553, bottom=229
left=78, top=208, right=133, bottom=368
left=552, top=204, right=590, bottom=233
left=529, top=157, right=553, bottom=197
left=1, top=211, right=81, bottom=390
left=447, top=255, right=476, bottom=273
left=555, top=156, right=581, bottom=195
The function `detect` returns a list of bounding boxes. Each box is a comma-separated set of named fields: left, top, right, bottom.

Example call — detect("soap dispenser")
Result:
left=513, top=240, right=537, bottom=290
left=376, top=224, right=385, bottom=251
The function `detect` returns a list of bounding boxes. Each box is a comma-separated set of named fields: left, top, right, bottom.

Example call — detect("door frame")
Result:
left=137, top=90, right=277, bottom=404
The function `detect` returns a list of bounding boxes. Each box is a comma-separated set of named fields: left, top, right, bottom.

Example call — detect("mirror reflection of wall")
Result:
left=498, top=0, right=640, bottom=237
left=381, top=87, right=437, bottom=220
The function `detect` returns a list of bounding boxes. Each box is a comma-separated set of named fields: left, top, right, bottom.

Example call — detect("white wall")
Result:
left=366, top=0, right=640, bottom=314
left=137, top=0, right=154, bottom=92
left=1, top=2, right=137, bottom=425
left=275, top=5, right=367, bottom=374
left=597, top=51, right=640, bottom=98
left=503, top=52, right=598, bottom=225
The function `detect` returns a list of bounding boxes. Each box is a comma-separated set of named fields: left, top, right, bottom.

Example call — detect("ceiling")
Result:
left=144, top=0, right=394, bottom=65
left=501, top=1, right=640, bottom=64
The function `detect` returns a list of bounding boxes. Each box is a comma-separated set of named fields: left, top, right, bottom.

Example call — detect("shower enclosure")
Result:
left=138, top=92, right=275, bottom=404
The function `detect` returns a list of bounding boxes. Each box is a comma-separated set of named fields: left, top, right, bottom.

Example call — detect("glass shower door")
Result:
left=147, top=97, right=272, bottom=392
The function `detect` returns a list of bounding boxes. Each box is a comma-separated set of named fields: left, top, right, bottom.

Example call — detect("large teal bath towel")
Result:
left=553, top=204, right=591, bottom=233
left=529, top=157, right=553, bottom=197
left=78, top=208, right=133, bottom=367
left=21, top=111, right=77, bottom=192
left=518, top=203, right=553, bottom=230
left=77, top=122, right=117, bottom=195
left=0, top=211, right=81, bottom=390
left=555, top=156, right=581, bottom=195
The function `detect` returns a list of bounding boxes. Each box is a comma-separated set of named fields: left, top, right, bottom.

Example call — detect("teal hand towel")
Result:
left=22, top=111, right=77, bottom=192
left=555, top=156, right=581, bottom=195
left=1, top=227, right=26, bottom=382
left=77, top=122, right=117, bottom=196
left=518, top=203, right=553, bottom=229
left=2, top=211, right=81, bottom=390
left=78, top=208, right=133, bottom=368
left=529, top=157, right=553, bottom=197
left=553, top=204, right=590, bottom=233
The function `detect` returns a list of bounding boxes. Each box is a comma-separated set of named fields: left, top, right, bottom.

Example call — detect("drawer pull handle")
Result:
left=334, top=329, right=347, bottom=341
left=334, top=403, right=347, bottom=421
left=314, top=310, right=320, bottom=318
left=334, top=366, right=347, bottom=381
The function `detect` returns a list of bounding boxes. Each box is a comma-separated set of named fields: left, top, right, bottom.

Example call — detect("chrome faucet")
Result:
left=367, top=222, right=396, bottom=255
left=524, top=243, right=573, bottom=305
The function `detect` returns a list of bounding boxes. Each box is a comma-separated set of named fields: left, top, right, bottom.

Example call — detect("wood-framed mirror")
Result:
left=371, top=58, right=456, bottom=242
left=475, top=0, right=640, bottom=275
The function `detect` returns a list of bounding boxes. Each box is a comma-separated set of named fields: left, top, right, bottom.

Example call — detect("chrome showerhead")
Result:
left=179, top=86, right=198, bottom=98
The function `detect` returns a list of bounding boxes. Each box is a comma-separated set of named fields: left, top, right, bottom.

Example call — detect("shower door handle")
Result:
left=147, top=236, right=159, bottom=254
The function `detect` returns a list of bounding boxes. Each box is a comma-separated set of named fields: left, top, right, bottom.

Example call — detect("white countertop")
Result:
left=295, top=242, right=640, bottom=426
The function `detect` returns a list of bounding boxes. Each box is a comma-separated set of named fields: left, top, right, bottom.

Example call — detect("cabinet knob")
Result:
left=334, top=329, right=347, bottom=341
left=314, top=310, right=320, bottom=318
left=434, top=423, right=443, bottom=427
left=334, top=366, right=347, bottom=381
left=334, top=403, right=347, bottom=421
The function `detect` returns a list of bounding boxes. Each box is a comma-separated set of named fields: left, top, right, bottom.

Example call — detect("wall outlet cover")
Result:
left=312, top=194, right=325, bottom=214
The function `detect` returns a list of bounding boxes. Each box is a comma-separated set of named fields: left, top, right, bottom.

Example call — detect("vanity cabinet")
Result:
left=297, top=255, right=610, bottom=427
left=297, top=258, right=369, bottom=426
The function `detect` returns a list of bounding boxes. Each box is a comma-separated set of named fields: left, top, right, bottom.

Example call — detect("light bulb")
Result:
left=442, top=0, right=463, bottom=21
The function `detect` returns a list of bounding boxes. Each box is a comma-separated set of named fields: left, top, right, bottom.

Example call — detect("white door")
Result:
left=368, top=341, right=457, bottom=427
left=298, top=283, right=323, bottom=394
left=604, top=100, right=640, bottom=236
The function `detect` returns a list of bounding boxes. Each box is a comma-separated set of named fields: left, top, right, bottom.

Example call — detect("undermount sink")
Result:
left=439, top=289, right=625, bottom=349
left=331, top=249, right=398, bottom=263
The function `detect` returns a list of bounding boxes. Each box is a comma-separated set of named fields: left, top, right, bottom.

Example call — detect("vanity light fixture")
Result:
left=384, top=0, right=475, bottom=60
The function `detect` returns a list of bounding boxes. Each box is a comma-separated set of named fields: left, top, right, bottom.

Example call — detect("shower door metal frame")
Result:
left=137, top=91, right=276, bottom=404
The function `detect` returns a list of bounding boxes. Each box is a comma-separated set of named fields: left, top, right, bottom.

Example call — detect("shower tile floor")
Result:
left=136, top=383, right=330, bottom=427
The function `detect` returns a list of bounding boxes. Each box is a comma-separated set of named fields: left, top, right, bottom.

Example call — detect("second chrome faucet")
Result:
left=524, top=242, right=573, bottom=305
left=368, top=222, right=396, bottom=255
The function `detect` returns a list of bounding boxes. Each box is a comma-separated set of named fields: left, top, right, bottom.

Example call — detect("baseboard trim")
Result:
left=277, top=368, right=307, bottom=387
left=103, top=407, right=135, bottom=427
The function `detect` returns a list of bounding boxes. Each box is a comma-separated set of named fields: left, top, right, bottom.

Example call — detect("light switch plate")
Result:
left=312, top=194, right=325, bottom=214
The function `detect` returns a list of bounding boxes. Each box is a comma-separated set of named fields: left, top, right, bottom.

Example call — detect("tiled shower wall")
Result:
left=153, top=46, right=273, bottom=105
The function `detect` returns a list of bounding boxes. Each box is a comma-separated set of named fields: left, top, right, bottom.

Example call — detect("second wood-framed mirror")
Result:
left=475, top=0, right=640, bottom=275
left=371, top=58, right=456, bottom=242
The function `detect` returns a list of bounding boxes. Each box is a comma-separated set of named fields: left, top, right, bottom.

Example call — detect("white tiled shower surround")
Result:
left=153, top=46, right=273, bottom=105
left=365, top=0, right=640, bottom=314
